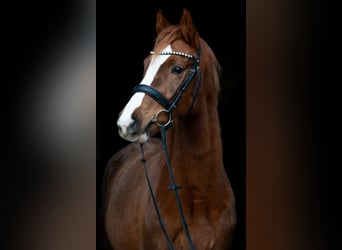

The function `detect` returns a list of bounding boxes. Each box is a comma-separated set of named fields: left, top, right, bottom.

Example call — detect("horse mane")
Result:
left=152, top=25, right=222, bottom=104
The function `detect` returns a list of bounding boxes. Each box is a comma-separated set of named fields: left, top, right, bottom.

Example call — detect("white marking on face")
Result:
left=117, top=45, right=172, bottom=141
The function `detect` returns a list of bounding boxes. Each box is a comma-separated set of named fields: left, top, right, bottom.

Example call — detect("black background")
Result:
left=97, top=1, right=245, bottom=250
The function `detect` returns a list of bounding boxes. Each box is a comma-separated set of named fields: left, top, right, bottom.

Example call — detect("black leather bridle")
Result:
left=133, top=49, right=201, bottom=127
left=136, top=48, right=201, bottom=250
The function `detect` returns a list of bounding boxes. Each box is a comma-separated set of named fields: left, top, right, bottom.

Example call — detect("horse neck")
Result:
left=165, top=102, right=224, bottom=183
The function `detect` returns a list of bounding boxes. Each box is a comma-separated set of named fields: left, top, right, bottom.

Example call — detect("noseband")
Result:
left=132, top=48, right=201, bottom=127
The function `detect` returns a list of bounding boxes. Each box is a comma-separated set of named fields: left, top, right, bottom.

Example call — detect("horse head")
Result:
left=117, top=9, right=203, bottom=143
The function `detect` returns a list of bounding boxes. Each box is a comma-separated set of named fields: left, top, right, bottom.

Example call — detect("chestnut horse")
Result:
left=103, top=8, right=236, bottom=250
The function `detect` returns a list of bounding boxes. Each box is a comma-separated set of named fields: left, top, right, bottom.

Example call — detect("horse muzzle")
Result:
left=117, top=114, right=151, bottom=143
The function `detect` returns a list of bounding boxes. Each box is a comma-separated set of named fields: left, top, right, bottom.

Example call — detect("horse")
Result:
left=103, top=8, right=236, bottom=250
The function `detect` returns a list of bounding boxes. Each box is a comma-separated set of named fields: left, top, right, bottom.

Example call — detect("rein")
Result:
left=136, top=49, right=201, bottom=250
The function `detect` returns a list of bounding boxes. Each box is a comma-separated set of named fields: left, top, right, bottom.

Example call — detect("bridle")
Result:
left=133, top=48, right=201, bottom=127
left=134, top=48, right=201, bottom=250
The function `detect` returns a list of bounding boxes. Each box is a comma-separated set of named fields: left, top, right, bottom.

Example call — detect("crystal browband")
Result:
left=150, top=51, right=199, bottom=63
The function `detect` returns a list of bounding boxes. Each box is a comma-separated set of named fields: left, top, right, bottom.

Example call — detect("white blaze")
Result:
left=117, top=45, right=172, bottom=141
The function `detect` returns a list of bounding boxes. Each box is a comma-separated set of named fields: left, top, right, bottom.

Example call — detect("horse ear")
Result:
left=180, top=8, right=200, bottom=49
left=156, top=9, right=171, bottom=34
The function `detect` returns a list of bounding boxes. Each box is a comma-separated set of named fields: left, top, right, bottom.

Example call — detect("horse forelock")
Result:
left=153, top=25, right=179, bottom=54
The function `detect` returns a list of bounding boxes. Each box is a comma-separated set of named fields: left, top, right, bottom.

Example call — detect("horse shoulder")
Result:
left=103, top=138, right=164, bottom=204
left=103, top=138, right=164, bottom=249
left=102, top=143, right=138, bottom=196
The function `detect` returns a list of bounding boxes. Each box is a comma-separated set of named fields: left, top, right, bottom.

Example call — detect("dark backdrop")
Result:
left=97, top=1, right=245, bottom=250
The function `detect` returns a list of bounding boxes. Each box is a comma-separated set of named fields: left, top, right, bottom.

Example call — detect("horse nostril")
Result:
left=127, top=115, right=139, bottom=134
left=118, top=125, right=123, bottom=134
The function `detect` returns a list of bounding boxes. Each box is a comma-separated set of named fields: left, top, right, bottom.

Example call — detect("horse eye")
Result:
left=171, top=66, right=184, bottom=74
